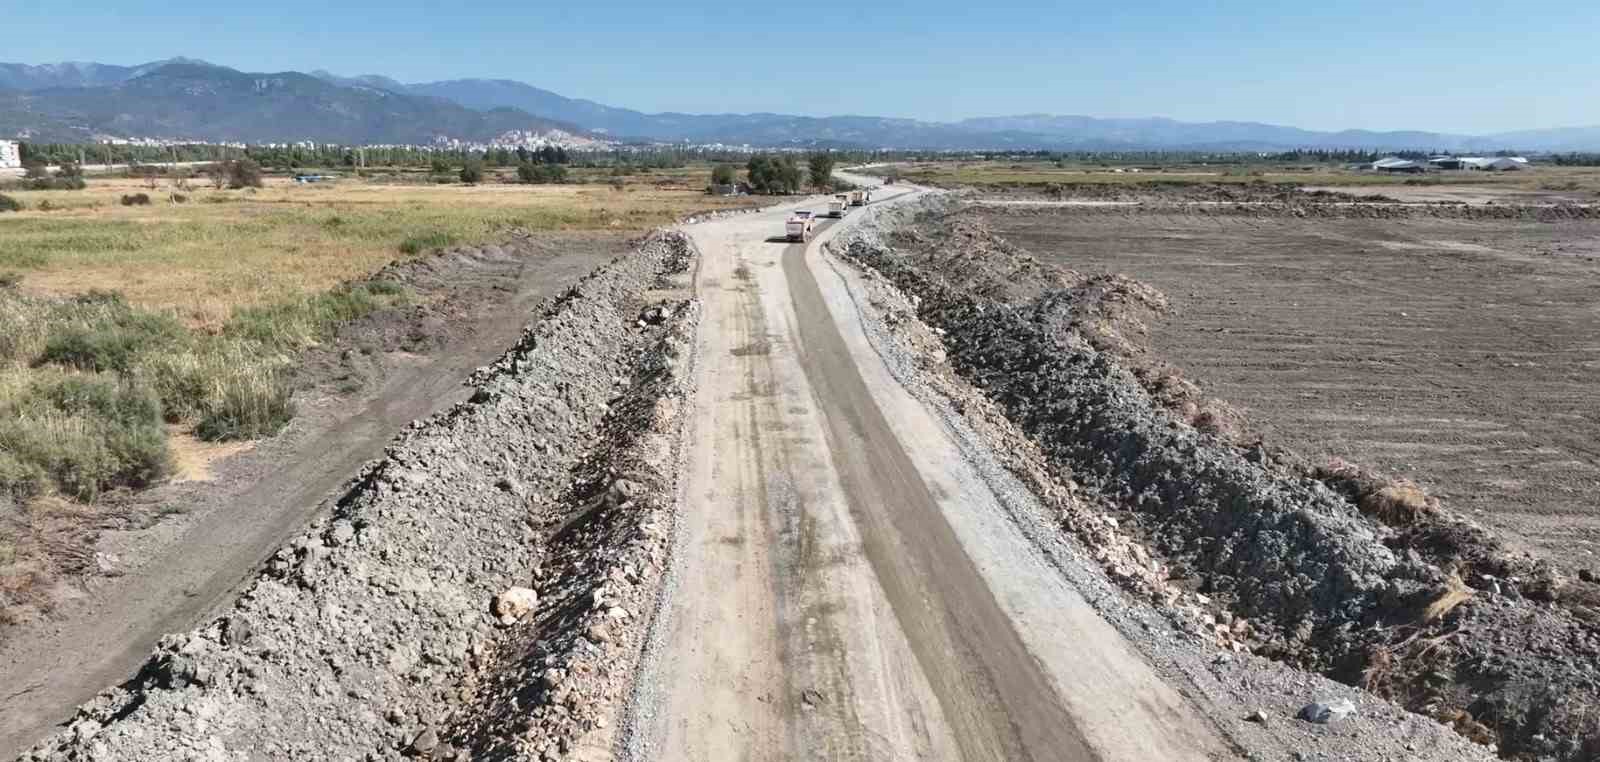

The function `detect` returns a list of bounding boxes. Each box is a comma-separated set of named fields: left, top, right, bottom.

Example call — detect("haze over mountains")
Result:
left=3, top=58, right=1598, bottom=151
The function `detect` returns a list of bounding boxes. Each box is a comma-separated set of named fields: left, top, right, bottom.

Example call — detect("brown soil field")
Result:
left=979, top=205, right=1600, bottom=575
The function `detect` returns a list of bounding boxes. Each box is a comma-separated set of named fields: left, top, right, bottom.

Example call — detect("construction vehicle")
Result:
left=849, top=189, right=868, bottom=207
left=785, top=210, right=817, bottom=242
left=829, top=194, right=849, bottom=218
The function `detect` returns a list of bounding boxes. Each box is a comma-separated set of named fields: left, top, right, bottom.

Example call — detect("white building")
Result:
left=0, top=140, right=20, bottom=169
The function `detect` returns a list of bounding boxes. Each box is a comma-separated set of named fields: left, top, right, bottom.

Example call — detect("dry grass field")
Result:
left=0, top=169, right=749, bottom=502
left=1, top=171, right=744, bottom=326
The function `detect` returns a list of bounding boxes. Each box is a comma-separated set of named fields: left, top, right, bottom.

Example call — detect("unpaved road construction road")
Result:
left=624, top=182, right=1231, bottom=760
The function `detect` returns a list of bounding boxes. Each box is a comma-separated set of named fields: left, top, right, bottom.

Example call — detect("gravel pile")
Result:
left=21, top=232, right=701, bottom=762
left=832, top=198, right=1600, bottom=761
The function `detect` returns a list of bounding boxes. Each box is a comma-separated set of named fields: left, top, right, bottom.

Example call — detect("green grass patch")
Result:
left=397, top=230, right=458, bottom=255
left=1, top=276, right=410, bottom=501
left=0, top=370, right=171, bottom=501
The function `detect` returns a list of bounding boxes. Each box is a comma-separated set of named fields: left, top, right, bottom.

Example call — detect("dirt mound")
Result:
left=834, top=198, right=1600, bottom=761
left=20, top=232, right=701, bottom=761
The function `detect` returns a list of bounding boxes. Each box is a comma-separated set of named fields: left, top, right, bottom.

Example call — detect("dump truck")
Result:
left=849, top=189, right=868, bottom=206
left=829, top=194, right=850, bottom=218
left=785, top=210, right=816, bottom=242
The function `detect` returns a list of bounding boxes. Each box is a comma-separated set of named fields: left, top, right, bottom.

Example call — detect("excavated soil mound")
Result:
left=835, top=198, right=1600, bottom=761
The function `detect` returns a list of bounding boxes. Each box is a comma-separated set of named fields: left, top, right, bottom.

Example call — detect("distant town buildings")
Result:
left=0, top=140, right=21, bottom=169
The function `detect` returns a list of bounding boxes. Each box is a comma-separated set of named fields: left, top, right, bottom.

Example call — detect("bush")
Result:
left=0, top=373, right=171, bottom=501
left=712, top=164, right=738, bottom=186
left=120, top=193, right=152, bottom=206
left=34, top=294, right=186, bottom=374
left=459, top=161, right=484, bottom=184
left=169, top=193, right=189, bottom=204
left=206, top=159, right=263, bottom=189
left=0, top=194, right=21, bottom=213
left=516, top=163, right=567, bottom=184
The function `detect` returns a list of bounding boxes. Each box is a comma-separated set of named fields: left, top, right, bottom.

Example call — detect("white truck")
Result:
left=785, top=210, right=817, bottom=242
left=828, top=194, right=849, bottom=218
left=849, top=189, right=869, bottom=207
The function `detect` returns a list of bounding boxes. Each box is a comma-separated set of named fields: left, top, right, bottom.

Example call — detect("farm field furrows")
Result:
left=984, top=207, right=1600, bottom=572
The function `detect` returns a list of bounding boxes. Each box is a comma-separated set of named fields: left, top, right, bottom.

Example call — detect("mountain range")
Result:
left=3, top=58, right=1598, bottom=151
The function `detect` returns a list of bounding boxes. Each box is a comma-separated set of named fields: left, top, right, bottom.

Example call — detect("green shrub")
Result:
left=0, top=194, right=21, bottom=213
left=120, top=193, right=152, bottom=207
left=35, top=301, right=186, bottom=374
left=34, top=373, right=163, bottom=428
left=516, top=163, right=568, bottom=184
left=0, top=450, right=47, bottom=499
left=0, top=373, right=171, bottom=501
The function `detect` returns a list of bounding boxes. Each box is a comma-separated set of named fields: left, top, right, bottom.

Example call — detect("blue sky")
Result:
left=2, top=0, right=1594, bottom=133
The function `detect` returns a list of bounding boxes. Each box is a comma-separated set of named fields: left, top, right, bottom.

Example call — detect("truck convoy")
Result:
left=782, top=185, right=883, bottom=241
left=785, top=210, right=817, bottom=242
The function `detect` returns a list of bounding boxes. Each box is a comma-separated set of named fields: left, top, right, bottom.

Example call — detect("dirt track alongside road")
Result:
left=0, top=237, right=616, bottom=758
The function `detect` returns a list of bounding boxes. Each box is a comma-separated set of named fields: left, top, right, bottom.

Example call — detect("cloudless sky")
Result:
left=2, top=0, right=1595, bottom=133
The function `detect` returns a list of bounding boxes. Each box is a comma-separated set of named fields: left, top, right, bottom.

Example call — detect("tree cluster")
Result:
left=807, top=154, right=836, bottom=189
left=746, top=155, right=803, bottom=195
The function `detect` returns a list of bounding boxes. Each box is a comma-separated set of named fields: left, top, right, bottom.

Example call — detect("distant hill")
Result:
left=4, top=57, right=1598, bottom=151
left=386, top=77, right=1600, bottom=152
left=0, top=58, right=212, bottom=91
left=0, top=61, right=589, bottom=145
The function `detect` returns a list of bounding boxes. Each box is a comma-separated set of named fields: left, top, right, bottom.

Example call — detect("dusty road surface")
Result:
left=0, top=241, right=615, bottom=758
left=624, top=184, right=1232, bottom=761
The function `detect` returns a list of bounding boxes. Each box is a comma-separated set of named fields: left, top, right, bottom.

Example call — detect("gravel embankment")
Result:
left=830, top=197, right=1600, bottom=761
left=21, top=232, right=701, bottom=762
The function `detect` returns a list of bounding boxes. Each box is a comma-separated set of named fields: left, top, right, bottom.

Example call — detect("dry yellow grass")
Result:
left=1424, top=573, right=1475, bottom=623
left=1, top=174, right=747, bottom=326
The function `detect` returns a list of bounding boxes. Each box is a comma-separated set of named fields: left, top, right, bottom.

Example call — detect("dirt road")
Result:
left=624, top=185, right=1232, bottom=760
left=0, top=241, right=615, bottom=758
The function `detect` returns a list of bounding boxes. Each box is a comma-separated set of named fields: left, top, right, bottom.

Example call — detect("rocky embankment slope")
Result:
left=22, top=232, right=701, bottom=761
left=830, top=198, right=1600, bottom=762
